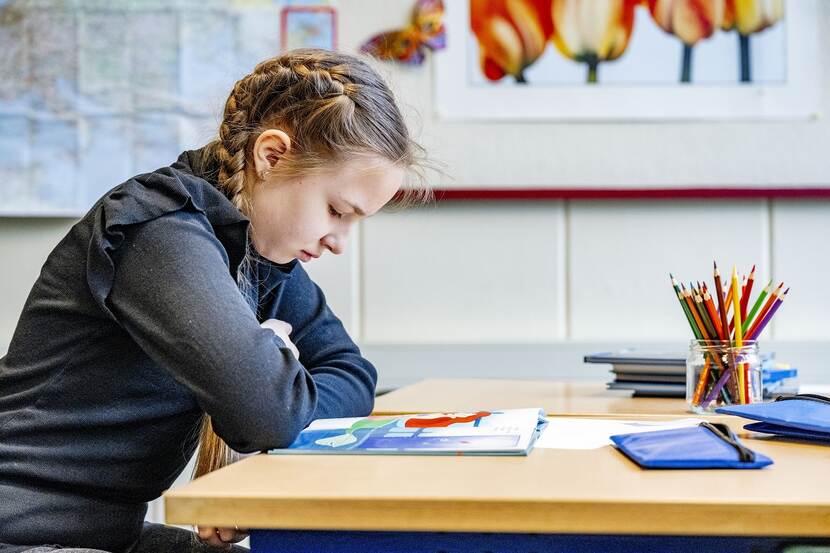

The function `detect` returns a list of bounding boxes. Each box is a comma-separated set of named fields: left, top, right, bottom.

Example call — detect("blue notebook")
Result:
left=716, top=394, right=830, bottom=442
left=610, top=422, right=773, bottom=469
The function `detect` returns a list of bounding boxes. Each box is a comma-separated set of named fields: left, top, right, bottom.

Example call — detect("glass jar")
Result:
left=686, top=340, right=762, bottom=414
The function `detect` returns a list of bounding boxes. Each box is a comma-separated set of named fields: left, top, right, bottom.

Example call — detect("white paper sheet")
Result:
left=535, top=417, right=703, bottom=450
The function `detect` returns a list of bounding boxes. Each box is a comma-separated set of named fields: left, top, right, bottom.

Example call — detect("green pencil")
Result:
left=671, top=274, right=702, bottom=339
left=741, top=279, right=772, bottom=335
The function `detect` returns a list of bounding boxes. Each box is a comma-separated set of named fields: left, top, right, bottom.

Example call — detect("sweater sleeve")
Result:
left=271, top=266, right=378, bottom=422
left=106, top=210, right=317, bottom=453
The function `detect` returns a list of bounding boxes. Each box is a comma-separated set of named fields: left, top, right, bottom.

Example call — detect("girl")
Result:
left=0, top=49, right=428, bottom=552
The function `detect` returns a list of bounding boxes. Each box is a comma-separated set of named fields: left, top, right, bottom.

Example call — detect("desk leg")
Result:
left=251, top=530, right=830, bottom=553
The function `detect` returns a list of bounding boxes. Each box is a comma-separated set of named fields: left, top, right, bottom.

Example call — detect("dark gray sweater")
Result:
left=0, top=150, right=377, bottom=551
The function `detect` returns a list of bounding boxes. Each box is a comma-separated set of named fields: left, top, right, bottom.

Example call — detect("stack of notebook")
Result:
left=585, top=350, right=687, bottom=397
left=585, top=349, right=795, bottom=398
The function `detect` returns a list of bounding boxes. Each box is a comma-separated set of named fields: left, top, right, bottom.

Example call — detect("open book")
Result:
left=268, top=408, right=548, bottom=456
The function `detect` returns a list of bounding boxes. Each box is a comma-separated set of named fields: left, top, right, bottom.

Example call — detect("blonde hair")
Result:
left=194, top=49, right=431, bottom=479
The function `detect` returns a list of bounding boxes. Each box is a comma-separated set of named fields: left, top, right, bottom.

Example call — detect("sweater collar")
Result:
left=174, top=148, right=298, bottom=284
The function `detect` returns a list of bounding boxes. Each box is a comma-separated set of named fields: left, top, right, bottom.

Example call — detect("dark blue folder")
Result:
left=716, top=394, right=830, bottom=443
left=610, top=422, right=773, bottom=469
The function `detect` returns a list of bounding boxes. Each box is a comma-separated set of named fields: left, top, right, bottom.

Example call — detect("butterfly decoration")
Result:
left=359, top=0, right=446, bottom=65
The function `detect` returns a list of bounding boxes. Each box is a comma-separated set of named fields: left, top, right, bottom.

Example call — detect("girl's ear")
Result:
left=252, top=129, right=292, bottom=176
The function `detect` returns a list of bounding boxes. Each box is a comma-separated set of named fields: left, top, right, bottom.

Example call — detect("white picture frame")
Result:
left=434, top=0, right=820, bottom=121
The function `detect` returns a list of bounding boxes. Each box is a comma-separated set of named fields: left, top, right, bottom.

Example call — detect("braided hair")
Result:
left=194, top=50, right=428, bottom=479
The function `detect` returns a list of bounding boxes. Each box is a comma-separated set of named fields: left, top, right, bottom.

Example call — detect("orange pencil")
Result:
left=692, top=357, right=713, bottom=405
left=693, top=284, right=717, bottom=339
left=703, top=290, right=725, bottom=340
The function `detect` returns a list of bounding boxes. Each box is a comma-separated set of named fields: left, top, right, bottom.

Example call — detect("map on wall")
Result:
left=0, top=0, right=315, bottom=216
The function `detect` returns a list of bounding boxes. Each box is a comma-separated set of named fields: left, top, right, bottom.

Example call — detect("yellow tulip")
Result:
left=725, top=0, right=784, bottom=35
left=471, top=0, right=554, bottom=83
left=721, top=0, right=785, bottom=81
left=550, top=0, right=639, bottom=83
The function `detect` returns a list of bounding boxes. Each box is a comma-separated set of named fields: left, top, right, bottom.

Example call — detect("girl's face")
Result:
left=248, top=154, right=405, bottom=264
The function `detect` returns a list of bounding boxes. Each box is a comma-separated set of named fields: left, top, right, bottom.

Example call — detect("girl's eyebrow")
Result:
left=344, top=202, right=367, bottom=216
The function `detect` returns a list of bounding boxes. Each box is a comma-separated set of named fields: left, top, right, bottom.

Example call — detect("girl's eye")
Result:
left=328, top=205, right=343, bottom=219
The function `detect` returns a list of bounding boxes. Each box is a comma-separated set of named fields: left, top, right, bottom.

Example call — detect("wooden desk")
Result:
left=166, top=432, right=830, bottom=552
left=166, top=379, right=829, bottom=552
left=373, top=378, right=692, bottom=417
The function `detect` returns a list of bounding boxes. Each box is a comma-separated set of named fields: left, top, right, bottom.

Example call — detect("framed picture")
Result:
left=435, top=0, right=820, bottom=121
left=280, top=5, right=337, bottom=52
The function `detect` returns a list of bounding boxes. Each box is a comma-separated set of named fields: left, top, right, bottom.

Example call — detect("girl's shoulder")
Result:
left=96, top=150, right=247, bottom=231
left=83, top=151, right=251, bottom=320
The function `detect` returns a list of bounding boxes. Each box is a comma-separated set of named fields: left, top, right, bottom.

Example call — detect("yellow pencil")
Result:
left=731, top=266, right=744, bottom=403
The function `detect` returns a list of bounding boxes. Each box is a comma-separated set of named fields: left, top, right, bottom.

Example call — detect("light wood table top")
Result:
left=165, top=436, right=830, bottom=537
left=373, top=378, right=692, bottom=417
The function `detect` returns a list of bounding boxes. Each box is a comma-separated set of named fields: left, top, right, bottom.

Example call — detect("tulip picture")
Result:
left=647, top=0, right=725, bottom=83
left=470, top=0, right=554, bottom=83
left=549, top=0, right=639, bottom=83
left=465, top=0, right=790, bottom=90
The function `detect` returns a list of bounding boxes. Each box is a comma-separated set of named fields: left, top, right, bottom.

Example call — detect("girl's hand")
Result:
left=260, top=319, right=299, bottom=360
left=196, top=526, right=249, bottom=549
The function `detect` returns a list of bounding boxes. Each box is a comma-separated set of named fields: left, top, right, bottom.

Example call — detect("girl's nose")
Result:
left=322, top=234, right=344, bottom=255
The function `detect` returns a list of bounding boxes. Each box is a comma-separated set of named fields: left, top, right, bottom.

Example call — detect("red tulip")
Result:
left=647, top=0, right=725, bottom=45
left=470, top=0, right=554, bottom=83
left=647, top=0, right=725, bottom=82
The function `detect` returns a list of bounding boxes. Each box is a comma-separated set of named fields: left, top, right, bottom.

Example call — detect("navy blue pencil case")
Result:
left=610, top=422, right=773, bottom=469
left=716, top=394, right=830, bottom=443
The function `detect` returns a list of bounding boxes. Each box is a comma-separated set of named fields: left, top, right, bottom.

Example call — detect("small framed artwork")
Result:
left=280, top=5, right=337, bottom=52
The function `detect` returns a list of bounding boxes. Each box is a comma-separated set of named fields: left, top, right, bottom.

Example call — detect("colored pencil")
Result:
left=740, top=265, right=756, bottom=321
left=671, top=274, right=702, bottom=339
left=713, top=262, right=730, bottom=344
left=731, top=267, right=744, bottom=403
left=745, top=282, right=784, bottom=338
left=692, top=357, right=712, bottom=405
left=702, top=289, right=724, bottom=340
left=739, top=274, right=748, bottom=319
left=692, top=283, right=717, bottom=339
left=747, top=287, right=789, bottom=341
left=724, top=279, right=737, bottom=335
left=742, top=280, right=772, bottom=335
left=682, top=284, right=710, bottom=340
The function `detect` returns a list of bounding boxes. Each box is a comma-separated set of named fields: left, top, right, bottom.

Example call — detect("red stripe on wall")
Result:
left=430, top=188, right=830, bottom=201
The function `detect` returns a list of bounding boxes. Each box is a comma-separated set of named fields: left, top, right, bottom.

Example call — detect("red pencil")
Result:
left=740, top=265, right=756, bottom=321
left=713, top=262, right=730, bottom=342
